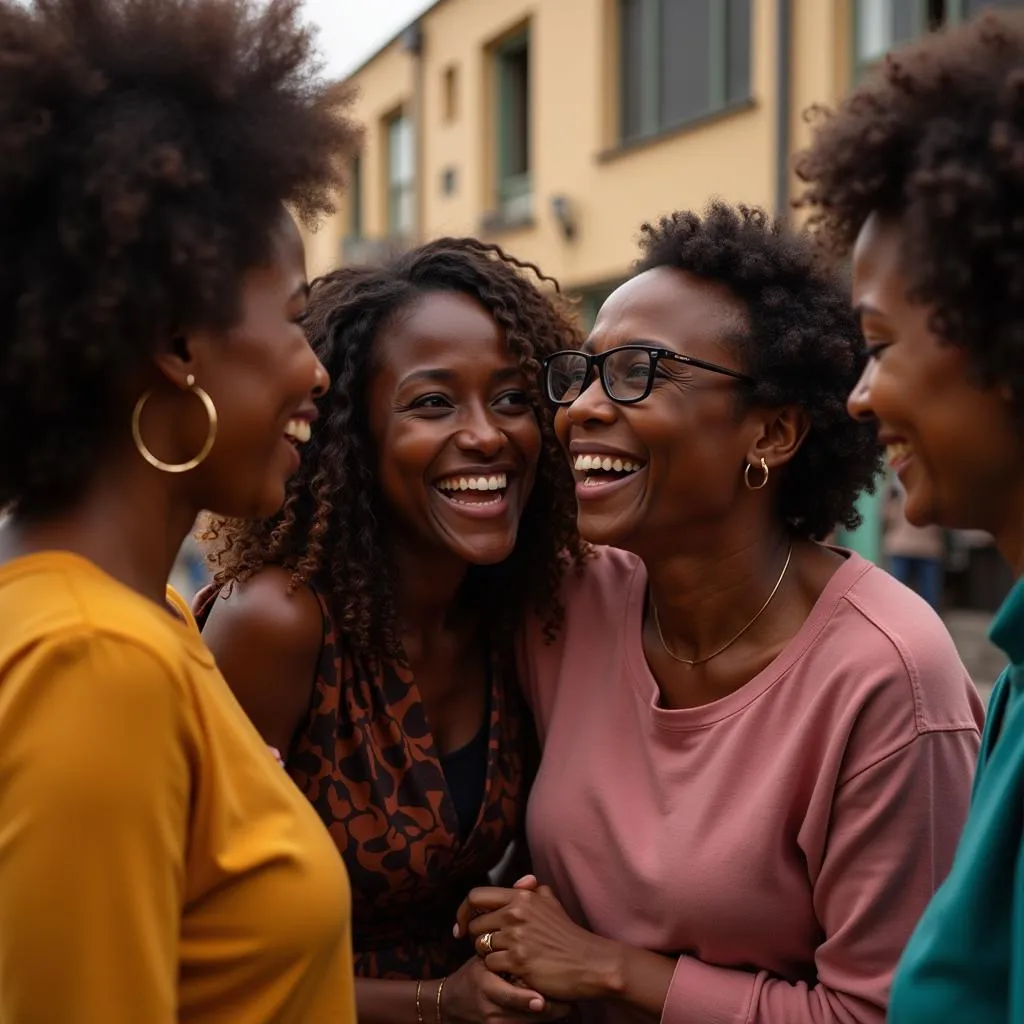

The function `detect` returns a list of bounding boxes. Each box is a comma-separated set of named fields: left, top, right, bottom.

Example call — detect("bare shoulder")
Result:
left=201, top=567, right=324, bottom=753
left=202, top=566, right=323, bottom=659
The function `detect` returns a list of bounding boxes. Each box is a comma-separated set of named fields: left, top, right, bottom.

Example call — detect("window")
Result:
left=853, top=1, right=1024, bottom=74
left=348, top=153, right=363, bottom=241
left=443, top=65, right=458, bottom=122
left=619, top=0, right=751, bottom=144
left=962, top=0, right=1024, bottom=13
left=493, top=30, right=531, bottom=221
left=385, top=112, right=414, bottom=238
left=853, top=0, right=939, bottom=67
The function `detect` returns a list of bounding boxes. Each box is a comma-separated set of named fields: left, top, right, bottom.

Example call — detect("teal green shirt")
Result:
left=889, top=577, right=1024, bottom=1023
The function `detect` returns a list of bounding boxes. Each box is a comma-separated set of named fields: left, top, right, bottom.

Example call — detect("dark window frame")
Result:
left=385, top=110, right=414, bottom=238
left=493, top=27, right=532, bottom=222
left=618, top=0, right=752, bottom=145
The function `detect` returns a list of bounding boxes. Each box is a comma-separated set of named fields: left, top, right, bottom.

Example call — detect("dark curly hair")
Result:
left=635, top=202, right=883, bottom=540
left=203, top=238, right=586, bottom=658
left=0, top=0, right=359, bottom=517
left=794, top=10, right=1024, bottom=418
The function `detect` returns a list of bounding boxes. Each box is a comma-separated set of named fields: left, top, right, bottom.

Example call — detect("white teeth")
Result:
left=435, top=473, right=508, bottom=493
left=573, top=453, right=643, bottom=474
left=284, top=419, right=312, bottom=443
left=887, top=442, right=911, bottom=465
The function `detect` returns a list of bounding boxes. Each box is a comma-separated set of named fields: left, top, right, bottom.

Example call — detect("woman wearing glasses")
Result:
left=455, top=204, right=983, bottom=1024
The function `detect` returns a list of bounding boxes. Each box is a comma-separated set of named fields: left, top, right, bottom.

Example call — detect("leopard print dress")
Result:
left=196, top=585, right=534, bottom=980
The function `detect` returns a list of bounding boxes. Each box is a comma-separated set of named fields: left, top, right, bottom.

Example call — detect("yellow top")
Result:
left=0, top=551, right=356, bottom=1024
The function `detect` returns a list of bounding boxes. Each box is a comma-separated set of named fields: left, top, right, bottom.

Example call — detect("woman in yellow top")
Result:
left=0, top=0, right=360, bottom=1021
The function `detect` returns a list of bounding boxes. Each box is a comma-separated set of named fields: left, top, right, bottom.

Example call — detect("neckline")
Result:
left=0, top=548, right=214, bottom=666
left=989, top=575, right=1024, bottom=668
left=623, top=547, right=870, bottom=731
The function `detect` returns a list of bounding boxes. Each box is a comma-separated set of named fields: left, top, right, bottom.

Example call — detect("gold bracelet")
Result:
left=415, top=979, right=424, bottom=1024
left=435, top=976, right=447, bottom=1024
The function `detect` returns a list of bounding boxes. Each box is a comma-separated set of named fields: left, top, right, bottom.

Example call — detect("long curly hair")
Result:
left=0, top=0, right=358, bottom=517
left=794, top=10, right=1024, bottom=419
left=204, top=238, right=586, bottom=658
left=635, top=202, right=884, bottom=540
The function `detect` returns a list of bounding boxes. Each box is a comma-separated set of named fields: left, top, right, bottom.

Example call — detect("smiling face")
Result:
left=849, top=212, right=1024, bottom=534
left=180, top=212, right=326, bottom=520
left=367, top=289, right=542, bottom=567
left=554, top=267, right=763, bottom=550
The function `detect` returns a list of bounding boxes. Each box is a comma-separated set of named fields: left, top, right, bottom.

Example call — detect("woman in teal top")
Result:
left=795, top=9, right=1024, bottom=1023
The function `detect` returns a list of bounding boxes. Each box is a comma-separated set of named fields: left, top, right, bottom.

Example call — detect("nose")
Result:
left=311, top=358, right=329, bottom=399
left=455, top=404, right=506, bottom=457
left=565, top=375, right=617, bottom=426
left=847, top=361, right=876, bottom=422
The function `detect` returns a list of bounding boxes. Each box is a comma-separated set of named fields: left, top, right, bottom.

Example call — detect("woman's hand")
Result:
left=454, top=881, right=621, bottom=1004
left=442, top=955, right=570, bottom=1024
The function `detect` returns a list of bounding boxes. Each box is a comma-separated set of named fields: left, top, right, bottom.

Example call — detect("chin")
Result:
left=452, top=536, right=518, bottom=566
left=901, top=484, right=943, bottom=530
left=576, top=510, right=637, bottom=549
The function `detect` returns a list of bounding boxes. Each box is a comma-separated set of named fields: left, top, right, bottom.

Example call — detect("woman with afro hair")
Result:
left=454, top=203, right=982, bottom=1024
left=0, top=0, right=360, bottom=1021
left=198, top=237, right=586, bottom=1024
left=797, top=9, right=1024, bottom=1023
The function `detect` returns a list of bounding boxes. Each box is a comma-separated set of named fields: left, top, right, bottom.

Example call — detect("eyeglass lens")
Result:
left=546, top=348, right=654, bottom=403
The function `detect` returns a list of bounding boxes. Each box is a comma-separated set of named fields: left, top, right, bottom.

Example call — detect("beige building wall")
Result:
left=303, top=0, right=860, bottom=292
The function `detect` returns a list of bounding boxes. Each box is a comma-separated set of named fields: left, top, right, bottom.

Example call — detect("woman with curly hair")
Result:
left=198, top=237, right=585, bottom=1024
left=454, top=203, right=983, bottom=1024
left=0, top=0, right=361, bottom=1020
left=796, top=10, right=1024, bottom=1023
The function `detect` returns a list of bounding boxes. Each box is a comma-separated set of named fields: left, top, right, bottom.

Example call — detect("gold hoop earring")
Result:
left=744, top=457, right=769, bottom=491
left=132, top=374, right=217, bottom=474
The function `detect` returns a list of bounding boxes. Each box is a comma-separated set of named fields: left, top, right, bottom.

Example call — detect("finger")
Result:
left=455, top=887, right=522, bottom=938
left=453, top=896, right=474, bottom=939
left=535, top=884, right=556, bottom=900
left=474, top=927, right=506, bottom=959
left=513, top=874, right=538, bottom=889
left=480, top=971, right=548, bottom=1014
left=467, top=909, right=510, bottom=939
left=466, top=886, right=524, bottom=913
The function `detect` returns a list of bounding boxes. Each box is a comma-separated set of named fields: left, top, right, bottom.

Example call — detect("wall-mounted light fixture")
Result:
left=550, top=194, right=577, bottom=242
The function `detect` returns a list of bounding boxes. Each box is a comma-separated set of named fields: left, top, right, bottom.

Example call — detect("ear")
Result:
left=151, top=334, right=200, bottom=389
left=747, top=405, right=811, bottom=471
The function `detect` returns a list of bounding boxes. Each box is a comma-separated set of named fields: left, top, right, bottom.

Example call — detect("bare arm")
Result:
left=200, top=567, right=322, bottom=757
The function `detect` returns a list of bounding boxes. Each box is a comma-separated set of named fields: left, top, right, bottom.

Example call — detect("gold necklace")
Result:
left=651, top=544, right=793, bottom=667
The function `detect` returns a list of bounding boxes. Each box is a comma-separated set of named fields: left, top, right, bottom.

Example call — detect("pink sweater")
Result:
left=518, top=548, right=984, bottom=1024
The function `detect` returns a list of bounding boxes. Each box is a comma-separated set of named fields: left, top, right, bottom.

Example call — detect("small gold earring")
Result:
left=131, top=374, right=218, bottom=474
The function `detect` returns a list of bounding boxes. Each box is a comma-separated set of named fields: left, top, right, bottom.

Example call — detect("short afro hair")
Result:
left=795, top=10, right=1024, bottom=419
left=0, top=0, right=359, bottom=517
left=635, top=202, right=883, bottom=540
left=203, top=238, right=587, bottom=658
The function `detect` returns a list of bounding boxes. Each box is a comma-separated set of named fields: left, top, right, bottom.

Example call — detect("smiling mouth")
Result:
left=434, top=472, right=509, bottom=506
left=886, top=441, right=912, bottom=468
left=284, top=418, right=312, bottom=446
left=573, top=453, right=645, bottom=486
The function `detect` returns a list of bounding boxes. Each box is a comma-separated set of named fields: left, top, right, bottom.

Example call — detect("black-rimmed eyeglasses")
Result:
left=542, top=345, right=754, bottom=406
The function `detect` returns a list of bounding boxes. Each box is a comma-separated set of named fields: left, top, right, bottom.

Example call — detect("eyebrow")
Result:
left=397, top=365, right=526, bottom=388
left=853, top=302, right=884, bottom=321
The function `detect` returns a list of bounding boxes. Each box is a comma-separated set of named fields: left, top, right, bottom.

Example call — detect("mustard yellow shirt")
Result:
left=0, top=551, right=356, bottom=1023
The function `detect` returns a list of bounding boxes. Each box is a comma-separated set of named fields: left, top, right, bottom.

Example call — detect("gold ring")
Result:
left=480, top=931, right=495, bottom=956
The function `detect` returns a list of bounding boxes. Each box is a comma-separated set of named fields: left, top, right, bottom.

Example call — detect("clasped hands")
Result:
left=452, top=874, right=620, bottom=1018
